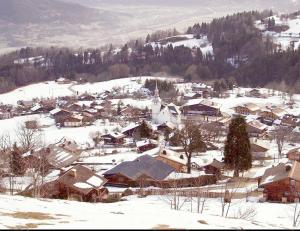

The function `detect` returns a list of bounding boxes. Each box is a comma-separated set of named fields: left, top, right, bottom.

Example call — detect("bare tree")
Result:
left=15, top=123, right=42, bottom=153
left=271, top=126, right=292, bottom=160
left=219, top=178, right=244, bottom=217
left=170, top=121, right=206, bottom=173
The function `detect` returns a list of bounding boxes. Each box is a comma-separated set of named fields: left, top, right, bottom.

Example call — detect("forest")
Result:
left=0, top=10, right=299, bottom=94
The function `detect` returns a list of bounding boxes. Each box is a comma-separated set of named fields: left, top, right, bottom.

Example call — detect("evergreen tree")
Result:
left=224, top=116, right=251, bottom=177
left=138, top=120, right=152, bottom=138
left=10, top=143, right=26, bottom=176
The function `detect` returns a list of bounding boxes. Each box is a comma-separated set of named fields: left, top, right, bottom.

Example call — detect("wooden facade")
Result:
left=263, top=178, right=300, bottom=202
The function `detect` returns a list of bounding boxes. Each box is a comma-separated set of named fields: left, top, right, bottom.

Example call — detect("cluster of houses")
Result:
left=1, top=78, right=300, bottom=205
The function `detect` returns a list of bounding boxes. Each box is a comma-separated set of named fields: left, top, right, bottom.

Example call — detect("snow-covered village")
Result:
left=1, top=1, right=300, bottom=230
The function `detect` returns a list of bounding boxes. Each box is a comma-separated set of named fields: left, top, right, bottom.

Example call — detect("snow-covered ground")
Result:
left=0, top=194, right=297, bottom=229
left=255, top=15, right=300, bottom=50
left=148, top=34, right=213, bottom=56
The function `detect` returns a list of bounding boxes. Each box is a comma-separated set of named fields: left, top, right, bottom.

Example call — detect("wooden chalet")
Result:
left=287, top=147, right=300, bottom=161
left=136, top=139, right=158, bottom=153
left=259, top=107, right=286, bottom=121
left=183, top=92, right=202, bottom=100
left=155, top=149, right=187, bottom=173
left=78, top=93, right=96, bottom=101
left=50, top=108, right=73, bottom=122
left=21, top=165, right=108, bottom=202
left=233, top=103, right=261, bottom=115
left=200, top=159, right=225, bottom=178
left=102, top=132, right=126, bottom=145
left=246, top=120, right=268, bottom=137
left=103, top=155, right=175, bottom=187
left=247, top=89, right=263, bottom=98
left=56, top=77, right=72, bottom=84
left=181, top=99, right=221, bottom=117
left=121, top=123, right=141, bottom=137
left=250, top=138, right=270, bottom=159
left=259, top=161, right=300, bottom=203
left=63, top=114, right=83, bottom=127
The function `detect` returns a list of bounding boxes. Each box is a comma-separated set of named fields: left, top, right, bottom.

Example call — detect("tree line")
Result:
left=0, top=10, right=299, bottom=94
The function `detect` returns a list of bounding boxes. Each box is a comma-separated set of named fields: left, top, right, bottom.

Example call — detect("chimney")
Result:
left=70, top=169, right=77, bottom=177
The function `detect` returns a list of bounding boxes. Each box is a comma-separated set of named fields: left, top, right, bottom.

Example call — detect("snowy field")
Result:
left=148, top=34, right=213, bottom=56
left=256, top=15, right=300, bottom=50
left=0, top=194, right=297, bottom=229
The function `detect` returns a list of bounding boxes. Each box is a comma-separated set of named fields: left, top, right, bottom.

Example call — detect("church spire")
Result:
left=155, top=80, right=159, bottom=97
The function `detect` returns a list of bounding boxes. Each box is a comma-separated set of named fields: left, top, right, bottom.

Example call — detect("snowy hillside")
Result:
left=147, top=34, right=213, bottom=56
left=255, top=15, right=300, bottom=50
left=0, top=194, right=297, bottom=229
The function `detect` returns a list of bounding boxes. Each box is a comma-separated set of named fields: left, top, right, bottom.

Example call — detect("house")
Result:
left=234, top=103, right=261, bottom=115
left=21, top=165, right=108, bottom=202
left=78, top=93, right=96, bottom=101
left=181, top=99, right=221, bottom=117
left=259, top=161, right=300, bottom=202
left=40, top=99, right=56, bottom=112
left=200, top=159, right=225, bottom=178
left=155, top=149, right=187, bottom=173
left=55, top=165, right=108, bottom=202
left=155, top=122, right=176, bottom=133
left=259, top=107, right=286, bottom=121
left=50, top=108, right=72, bottom=122
left=56, top=77, right=72, bottom=84
left=247, top=120, right=268, bottom=137
left=250, top=138, right=270, bottom=159
left=136, top=139, right=158, bottom=153
left=30, top=104, right=44, bottom=114
left=247, top=89, right=263, bottom=98
left=287, top=147, right=300, bottom=161
left=102, top=132, right=126, bottom=145
left=63, top=114, right=83, bottom=127
left=103, top=155, right=175, bottom=187
left=121, top=123, right=141, bottom=137
left=183, top=92, right=202, bottom=100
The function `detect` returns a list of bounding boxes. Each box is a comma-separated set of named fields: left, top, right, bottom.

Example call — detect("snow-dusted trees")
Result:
left=271, top=126, right=292, bottom=160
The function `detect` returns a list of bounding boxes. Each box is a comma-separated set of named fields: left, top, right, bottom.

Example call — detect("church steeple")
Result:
left=155, top=80, right=159, bottom=97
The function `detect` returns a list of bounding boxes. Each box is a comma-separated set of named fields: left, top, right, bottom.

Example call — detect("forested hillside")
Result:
left=0, top=10, right=299, bottom=94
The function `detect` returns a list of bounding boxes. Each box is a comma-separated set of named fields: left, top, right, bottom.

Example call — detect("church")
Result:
left=151, top=82, right=181, bottom=128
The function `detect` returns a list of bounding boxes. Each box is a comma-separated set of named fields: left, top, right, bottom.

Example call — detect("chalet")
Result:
left=40, top=99, right=56, bottom=112
left=250, top=138, right=270, bottom=159
left=55, top=165, right=108, bottom=202
left=200, top=159, right=225, bottom=178
left=191, top=83, right=213, bottom=95
left=182, top=99, right=221, bottom=117
left=183, top=92, right=202, bottom=100
left=259, top=161, right=300, bottom=203
left=156, top=122, right=176, bottom=133
left=259, top=107, right=286, bottom=121
left=155, top=149, right=187, bottom=173
left=82, top=111, right=95, bottom=124
left=63, top=114, right=83, bottom=127
left=30, top=104, right=44, bottom=114
left=17, top=100, right=34, bottom=109
left=136, top=139, right=158, bottom=153
left=215, top=116, right=232, bottom=128
left=247, top=120, right=268, bottom=137
left=50, top=108, right=72, bottom=120
left=22, top=138, right=82, bottom=170
left=78, top=93, right=96, bottom=101
left=247, top=89, right=263, bottom=98
left=21, top=165, right=108, bottom=202
left=281, top=114, right=300, bottom=127
left=67, top=103, right=84, bottom=112
left=102, top=132, right=126, bottom=145
left=103, top=155, right=175, bottom=187
left=56, top=77, right=72, bottom=84
left=287, top=147, right=300, bottom=161
left=234, top=103, right=261, bottom=115
left=121, top=123, right=141, bottom=137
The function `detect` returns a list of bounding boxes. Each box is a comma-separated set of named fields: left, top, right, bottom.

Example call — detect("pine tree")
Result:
left=224, top=116, right=251, bottom=177
left=138, top=120, right=152, bottom=138
left=10, top=143, right=26, bottom=176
